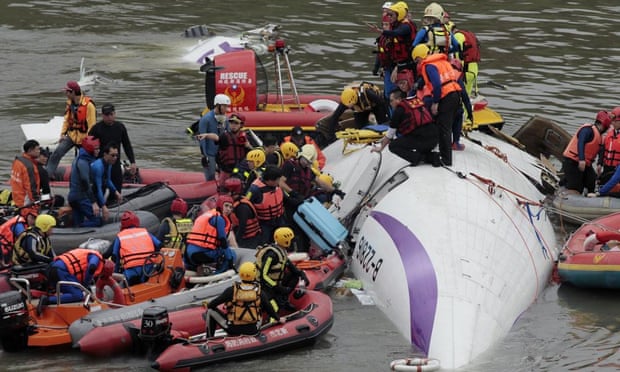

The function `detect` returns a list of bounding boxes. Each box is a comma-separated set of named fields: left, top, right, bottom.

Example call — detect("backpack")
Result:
left=457, top=29, right=481, bottom=64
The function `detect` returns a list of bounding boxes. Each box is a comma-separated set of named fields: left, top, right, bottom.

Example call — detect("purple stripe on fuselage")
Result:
left=371, top=210, right=437, bottom=355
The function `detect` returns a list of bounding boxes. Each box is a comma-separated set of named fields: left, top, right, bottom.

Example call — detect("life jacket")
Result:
left=186, top=209, right=229, bottom=249
left=0, top=216, right=26, bottom=264
left=283, top=159, right=314, bottom=198
left=230, top=199, right=261, bottom=240
left=56, top=248, right=103, bottom=284
left=65, top=96, right=94, bottom=133
left=388, top=20, right=416, bottom=64
left=455, top=29, right=481, bottom=64
left=14, top=155, right=40, bottom=202
left=161, top=217, right=194, bottom=252
left=602, top=130, right=620, bottom=167
left=255, top=244, right=287, bottom=284
left=419, top=53, right=462, bottom=99
left=563, top=124, right=602, bottom=166
left=376, top=34, right=393, bottom=68
left=423, top=24, right=452, bottom=55
left=250, top=179, right=284, bottom=221
left=217, top=131, right=249, bottom=172
left=396, top=97, right=434, bottom=135
left=227, top=281, right=261, bottom=325
left=12, top=229, right=52, bottom=266
left=117, top=227, right=156, bottom=269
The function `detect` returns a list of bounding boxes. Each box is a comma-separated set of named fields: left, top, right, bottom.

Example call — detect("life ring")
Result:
left=304, top=99, right=339, bottom=112
left=95, top=276, right=126, bottom=305
left=390, top=357, right=440, bottom=372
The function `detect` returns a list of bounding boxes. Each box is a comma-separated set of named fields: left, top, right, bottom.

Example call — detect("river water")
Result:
left=1, top=0, right=620, bottom=371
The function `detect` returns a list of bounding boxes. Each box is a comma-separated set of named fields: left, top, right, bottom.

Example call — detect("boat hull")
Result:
left=551, top=189, right=620, bottom=224
left=322, top=127, right=557, bottom=369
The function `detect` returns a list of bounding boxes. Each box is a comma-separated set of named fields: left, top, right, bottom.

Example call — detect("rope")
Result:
left=484, top=145, right=508, bottom=163
left=294, top=260, right=324, bottom=270
left=468, top=172, right=543, bottom=206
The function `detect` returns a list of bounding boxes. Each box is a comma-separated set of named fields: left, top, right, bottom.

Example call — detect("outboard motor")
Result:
left=0, top=290, right=29, bottom=351
left=139, top=306, right=173, bottom=360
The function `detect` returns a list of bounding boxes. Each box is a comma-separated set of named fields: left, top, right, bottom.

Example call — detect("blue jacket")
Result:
left=198, top=111, right=229, bottom=157
left=90, top=158, right=117, bottom=207
left=67, top=148, right=97, bottom=203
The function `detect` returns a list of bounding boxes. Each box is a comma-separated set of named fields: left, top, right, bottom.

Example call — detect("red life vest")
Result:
left=419, top=53, right=462, bottom=99
left=57, top=248, right=103, bottom=284
left=65, top=96, right=93, bottom=133
left=389, top=20, right=416, bottom=64
left=217, top=131, right=249, bottom=172
left=396, top=97, right=434, bottom=135
left=251, top=179, right=284, bottom=221
left=117, top=228, right=156, bottom=269
left=455, top=29, right=481, bottom=63
left=602, top=130, right=620, bottom=167
left=230, top=198, right=261, bottom=239
left=283, top=159, right=314, bottom=198
left=562, top=124, right=602, bottom=166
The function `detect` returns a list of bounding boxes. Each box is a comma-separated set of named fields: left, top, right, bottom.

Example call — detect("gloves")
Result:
left=372, top=67, right=379, bottom=76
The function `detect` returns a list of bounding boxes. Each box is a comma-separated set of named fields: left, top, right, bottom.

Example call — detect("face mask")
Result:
left=215, top=114, right=226, bottom=124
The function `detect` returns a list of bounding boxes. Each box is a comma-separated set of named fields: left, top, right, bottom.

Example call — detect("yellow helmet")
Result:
left=246, top=149, right=266, bottom=168
left=274, top=227, right=295, bottom=249
left=412, top=44, right=430, bottom=61
left=238, top=262, right=257, bottom=282
left=280, top=142, right=299, bottom=160
left=35, top=214, right=56, bottom=233
left=424, top=2, right=444, bottom=21
left=395, top=1, right=409, bottom=11
left=318, top=173, right=333, bottom=188
left=299, top=144, right=317, bottom=163
left=389, top=2, right=407, bottom=21
left=340, top=88, right=358, bottom=106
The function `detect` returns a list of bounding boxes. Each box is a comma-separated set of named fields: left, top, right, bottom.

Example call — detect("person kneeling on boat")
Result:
left=12, top=213, right=55, bottom=266
left=111, top=211, right=162, bottom=286
left=371, top=89, right=438, bottom=166
left=184, top=201, right=236, bottom=274
left=204, top=262, right=283, bottom=338
left=255, top=227, right=309, bottom=311
left=38, top=248, right=106, bottom=314
left=157, top=197, right=193, bottom=254
left=67, top=136, right=104, bottom=227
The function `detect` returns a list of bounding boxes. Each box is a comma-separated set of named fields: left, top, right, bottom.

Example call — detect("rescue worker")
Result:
left=90, top=143, right=122, bottom=219
left=262, top=135, right=285, bottom=168
left=597, top=108, right=620, bottom=185
left=283, top=126, right=326, bottom=169
left=326, top=83, right=389, bottom=142
left=204, top=262, right=283, bottom=338
left=0, top=206, right=38, bottom=267
left=412, top=2, right=459, bottom=55
left=10, top=139, right=41, bottom=208
left=412, top=43, right=463, bottom=166
left=67, top=135, right=102, bottom=227
left=372, top=89, right=438, bottom=166
left=230, top=192, right=263, bottom=250
left=231, top=149, right=266, bottom=195
left=185, top=198, right=236, bottom=274
left=197, top=93, right=231, bottom=181
left=246, top=165, right=286, bottom=245
left=47, top=80, right=97, bottom=180
left=12, top=213, right=55, bottom=266
left=39, top=248, right=106, bottom=313
left=279, top=142, right=300, bottom=163
left=369, top=2, right=417, bottom=101
left=444, top=12, right=481, bottom=97
left=156, top=197, right=193, bottom=253
left=281, top=144, right=336, bottom=202
left=214, top=112, right=253, bottom=187
left=255, top=227, right=309, bottom=311
left=561, top=111, right=611, bottom=195
left=110, top=211, right=162, bottom=285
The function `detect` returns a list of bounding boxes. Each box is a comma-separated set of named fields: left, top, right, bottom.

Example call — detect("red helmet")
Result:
left=120, top=210, right=140, bottom=229
left=596, top=110, right=611, bottom=130
left=229, top=113, right=246, bottom=125
left=202, top=196, right=217, bottom=211
left=81, top=136, right=100, bottom=155
left=101, top=260, right=115, bottom=277
left=611, top=107, right=620, bottom=120
left=19, top=205, right=39, bottom=219
left=223, top=177, right=242, bottom=195
left=170, top=197, right=188, bottom=216
left=216, top=195, right=234, bottom=211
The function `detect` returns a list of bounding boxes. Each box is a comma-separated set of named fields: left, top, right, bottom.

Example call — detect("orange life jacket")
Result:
left=250, top=179, right=284, bottom=221
left=65, top=96, right=93, bottom=133
left=230, top=198, right=261, bottom=239
left=117, top=227, right=156, bottom=269
left=0, top=216, right=26, bottom=262
left=563, top=124, right=602, bottom=166
left=57, top=248, right=103, bottom=284
left=602, top=130, right=620, bottom=167
left=186, top=209, right=230, bottom=249
left=419, top=53, right=462, bottom=99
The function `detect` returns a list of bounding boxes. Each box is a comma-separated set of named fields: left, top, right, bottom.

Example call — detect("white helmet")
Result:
left=382, top=1, right=393, bottom=9
left=424, top=2, right=444, bottom=20
left=214, top=94, right=231, bottom=105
